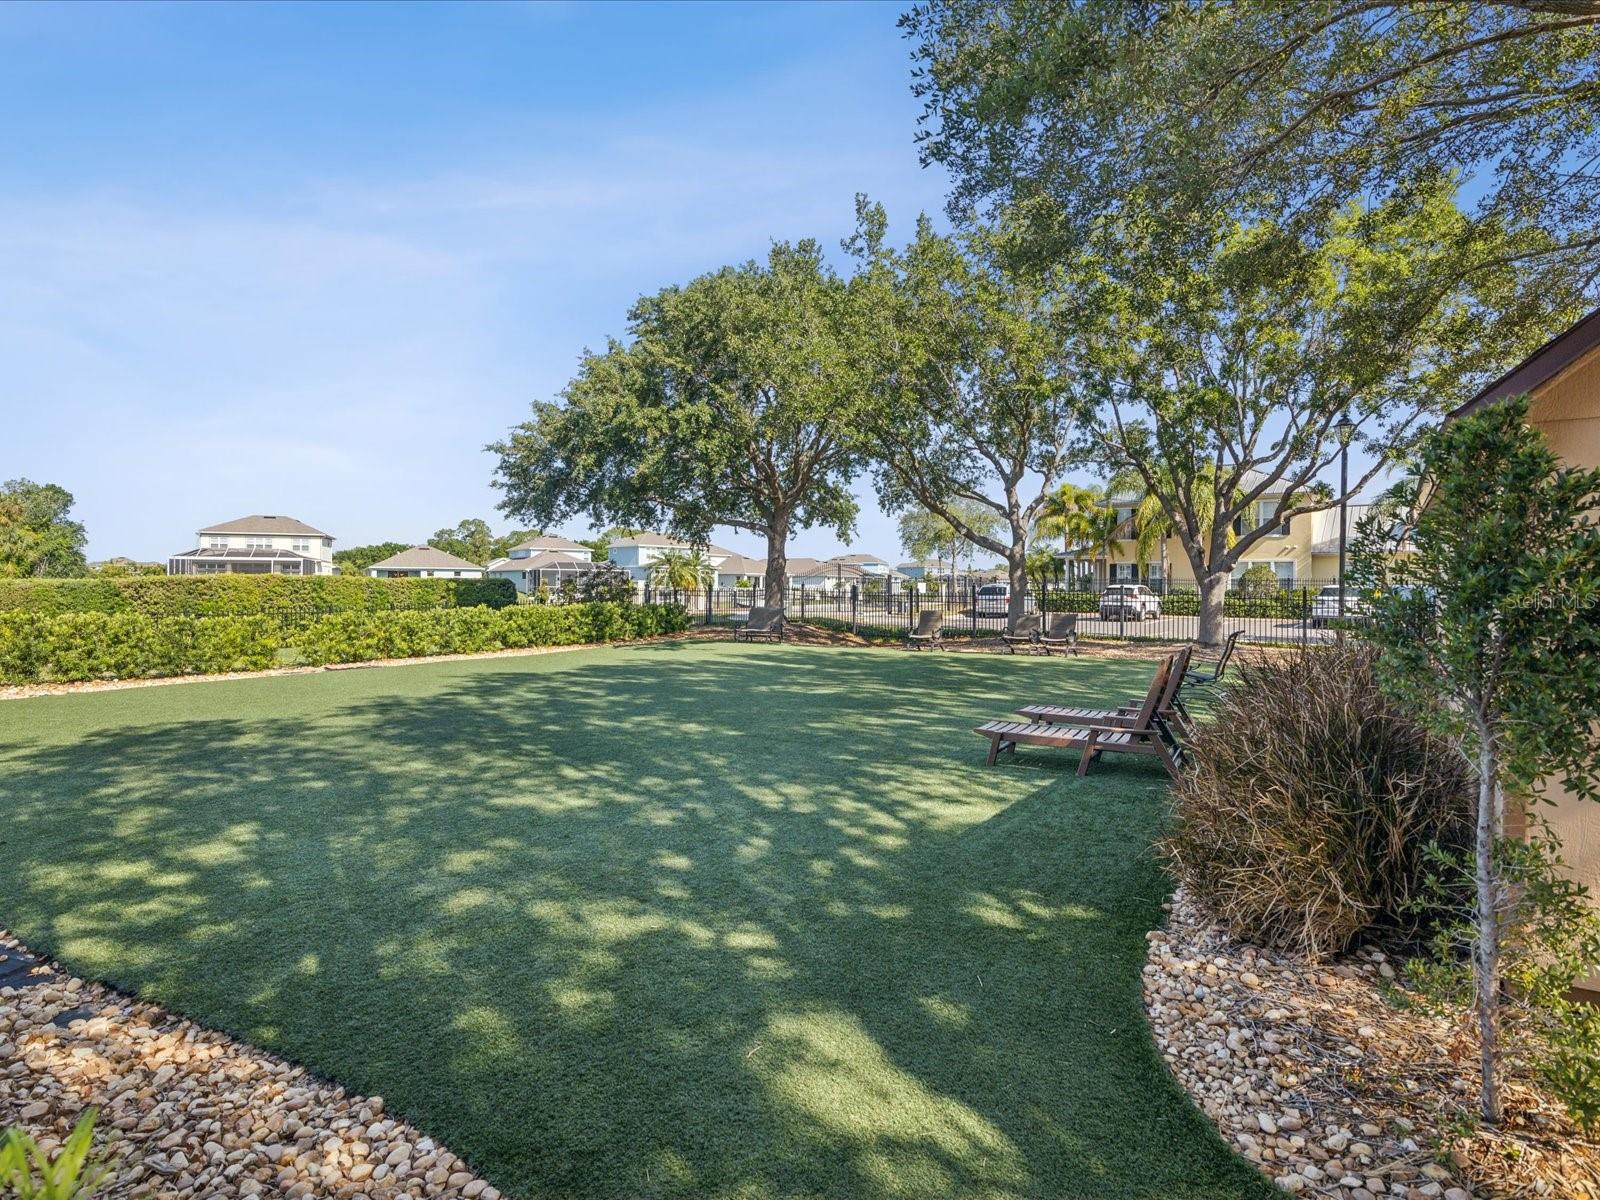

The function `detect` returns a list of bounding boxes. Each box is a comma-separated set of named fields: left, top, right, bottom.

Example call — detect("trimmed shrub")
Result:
left=291, top=602, right=689, bottom=666
left=1163, top=643, right=1474, bottom=957
left=0, top=612, right=278, bottom=683
left=0, top=602, right=688, bottom=683
left=0, top=575, right=515, bottom=617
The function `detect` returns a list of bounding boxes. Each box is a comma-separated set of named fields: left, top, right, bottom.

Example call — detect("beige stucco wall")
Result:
left=1521, top=343, right=1600, bottom=993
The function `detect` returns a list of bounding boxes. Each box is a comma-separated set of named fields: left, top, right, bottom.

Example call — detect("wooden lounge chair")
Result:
left=1039, top=612, right=1079, bottom=656
left=1000, top=613, right=1042, bottom=654
left=1183, top=630, right=1241, bottom=694
left=906, top=609, right=943, bottom=650
left=1017, top=646, right=1194, bottom=737
left=974, top=653, right=1188, bottom=777
left=734, top=606, right=784, bottom=643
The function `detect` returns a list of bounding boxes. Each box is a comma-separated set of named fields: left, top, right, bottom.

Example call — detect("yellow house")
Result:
left=1078, top=471, right=1365, bottom=589
left=1448, top=305, right=1600, bottom=992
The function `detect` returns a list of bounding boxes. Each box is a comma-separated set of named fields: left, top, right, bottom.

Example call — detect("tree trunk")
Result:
left=1475, top=730, right=1504, bottom=1126
left=764, top=516, right=789, bottom=612
left=1197, top=570, right=1229, bottom=646
left=1006, top=542, right=1029, bottom=629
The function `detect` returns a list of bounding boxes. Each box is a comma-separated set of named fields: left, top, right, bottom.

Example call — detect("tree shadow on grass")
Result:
left=0, top=644, right=1270, bottom=1200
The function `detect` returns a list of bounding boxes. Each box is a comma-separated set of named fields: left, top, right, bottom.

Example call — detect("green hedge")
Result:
left=0, top=602, right=690, bottom=683
left=0, top=575, right=515, bottom=617
left=0, top=613, right=279, bottom=682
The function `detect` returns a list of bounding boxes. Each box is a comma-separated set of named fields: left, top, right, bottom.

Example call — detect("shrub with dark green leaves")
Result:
left=0, top=602, right=688, bottom=683
left=291, top=602, right=689, bottom=666
left=1163, top=643, right=1474, bottom=956
left=0, top=612, right=279, bottom=683
left=0, top=575, right=515, bottom=617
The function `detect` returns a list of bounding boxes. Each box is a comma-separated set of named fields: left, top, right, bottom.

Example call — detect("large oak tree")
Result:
left=491, top=242, right=869, bottom=609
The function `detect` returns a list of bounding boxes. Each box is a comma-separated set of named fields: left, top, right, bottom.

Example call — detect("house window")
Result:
left=1109, top=563, right=1139, bottom=582
left=1259, top=500, right=1291, bottom=536
left=246, top=536, right=273, bottom=550
left=1273, top=560, right=1296, bottom=585
left=292, top=539, right=311, bottom=553
left=208, top=537, right=227, bottom=549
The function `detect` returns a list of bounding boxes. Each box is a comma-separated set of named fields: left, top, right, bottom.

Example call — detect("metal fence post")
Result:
left=850, top=584, right=858, bottom=634
left=705, top=587, right=713, bottom=625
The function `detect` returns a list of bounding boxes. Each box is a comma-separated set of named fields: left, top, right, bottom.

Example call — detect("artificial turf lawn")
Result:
left=0, top=641, right=1272, bottom=1200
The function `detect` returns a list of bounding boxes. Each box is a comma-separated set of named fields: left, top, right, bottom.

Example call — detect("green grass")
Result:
left=0, top=642, right=1270, bottom=1200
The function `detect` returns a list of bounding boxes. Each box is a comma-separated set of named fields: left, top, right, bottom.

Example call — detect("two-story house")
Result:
left=365, top=546, right=485, bottom=579
left=1070, top=473, right=1347, bottom=589
left=606, top=534, right=735, bottom=583
left=168, top=515, right=335, bottom=576
left=484, top=535, right=597, bottom=595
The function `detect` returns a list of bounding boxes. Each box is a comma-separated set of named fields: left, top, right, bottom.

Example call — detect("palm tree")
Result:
left=1034, top=483, right=1104, bottom=584
left=1081, top=506, right=1125, bottom=587
left=649, top=549, right=713, bottom=594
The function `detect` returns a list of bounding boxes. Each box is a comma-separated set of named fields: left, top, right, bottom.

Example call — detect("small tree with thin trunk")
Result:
left=1352, top=395, right=1600, bottom=1125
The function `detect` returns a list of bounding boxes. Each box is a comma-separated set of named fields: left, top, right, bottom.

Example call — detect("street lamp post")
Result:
left=1335, top=415, right=1356, bottom=640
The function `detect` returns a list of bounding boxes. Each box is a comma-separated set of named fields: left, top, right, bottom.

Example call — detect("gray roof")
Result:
left=367, top=545, right=484, bottom=571
left=1308, top=504, right=1376, bottom=555
left=196, top=514, right=332, bottom=538
left=509, top=534, right=590, bottom=553
left=827, top=552, right=891, bottom=565
left=715, top=554, right=768, bottom=575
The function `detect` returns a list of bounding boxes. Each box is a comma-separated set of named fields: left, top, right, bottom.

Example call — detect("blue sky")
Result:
left=2, top=1, right=956, bottom=563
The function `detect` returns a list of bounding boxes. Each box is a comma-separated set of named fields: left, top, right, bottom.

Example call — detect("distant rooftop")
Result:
left=367, top=545, right=483, bottom=571
left=197, top=514, right=331, bottom=538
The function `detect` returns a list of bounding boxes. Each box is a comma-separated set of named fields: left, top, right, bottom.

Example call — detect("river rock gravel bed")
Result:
left=0, top=934, right=501, bottom=1198
left=1145, top=891, right=1600, bottom=1199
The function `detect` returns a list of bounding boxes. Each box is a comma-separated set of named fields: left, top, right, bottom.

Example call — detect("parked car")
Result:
left=973, top=583, right=1012, bottom=617
left=1099, top=584, right=1162, bottom=620
left=1310, top=585, right=1370, bottom=627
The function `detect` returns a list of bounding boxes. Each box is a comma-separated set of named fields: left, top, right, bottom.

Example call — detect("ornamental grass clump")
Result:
left=1163, top=643, right=1473, bottom=957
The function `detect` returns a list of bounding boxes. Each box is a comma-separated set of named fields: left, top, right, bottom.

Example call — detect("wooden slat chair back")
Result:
left=1016, top=645, right=1194, bottom=736
left=975, top=650, right=1187, bottom=777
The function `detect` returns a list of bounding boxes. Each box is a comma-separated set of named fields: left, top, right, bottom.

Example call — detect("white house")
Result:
left=786, top=554, right=908, bottom=592
left=485, top=534, right=597, bottom=595
left=606, top=533, right=734, bottom=583
left=169, top=515, right=335, bottom=576
left=365, top=546, right=485, bottom=579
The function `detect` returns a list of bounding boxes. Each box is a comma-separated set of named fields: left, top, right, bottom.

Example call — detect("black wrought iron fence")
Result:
left=677, top=577, right=1359, bottom=645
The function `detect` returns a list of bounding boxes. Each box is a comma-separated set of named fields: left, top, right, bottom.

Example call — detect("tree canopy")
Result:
left=853, top=201, right=1084, bottom=623
left=0, top=479, right=88, bottom=578
left=332, top=542, right=411, bottom=575
left=905, top=0, right=1600, bottom=287
left=491, top=241, right=872, bottom=607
